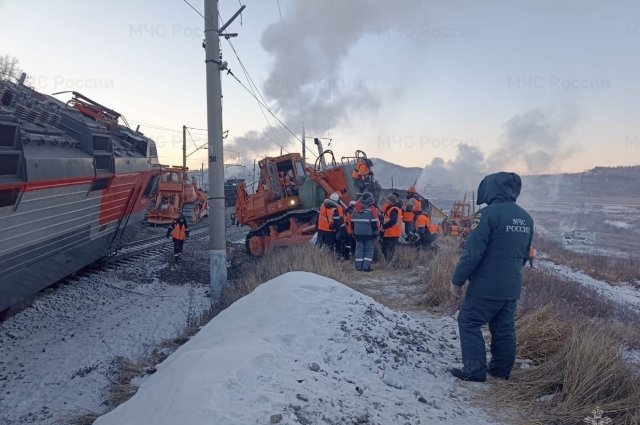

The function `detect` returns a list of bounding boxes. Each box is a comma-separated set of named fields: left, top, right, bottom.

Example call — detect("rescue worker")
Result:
left=351, top=192, right=379, bottom=272
left=166, top=215, right=189, bottom=263
left=403, top=187, right=422, bottom=236
left=343, top=200, right=357, bottom=260
left=381, top=193, right=403, bottom=260
left=351, top=158, right=371, bottom=193
left=331, top=193, right=348, bottom=256
left=449, top=172, right=533, bottom=382
left=414, top=210, right=438, bottom=249
left=450, top=223, right=460, bottom=237
left=317, top=192, right=341, bottom=250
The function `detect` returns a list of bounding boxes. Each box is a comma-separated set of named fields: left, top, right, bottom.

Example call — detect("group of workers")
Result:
left=315, top=186, right=439, bottom=272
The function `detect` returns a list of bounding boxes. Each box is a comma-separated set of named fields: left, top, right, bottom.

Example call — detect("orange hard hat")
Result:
left=408, top=186, right=417, bottom=194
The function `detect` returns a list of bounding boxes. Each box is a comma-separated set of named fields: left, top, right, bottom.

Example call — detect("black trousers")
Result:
left=173, top=239, right=184, bottom=255
left=381, top=237, right=398, bottom=260
left=317, top=230, right=336, bottom=250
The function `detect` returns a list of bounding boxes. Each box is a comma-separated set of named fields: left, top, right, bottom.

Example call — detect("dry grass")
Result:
left=54, top=412, right=100, bottom=425
left=417, top=241, right=460, bottom=313
left=225, top=244, right=355, bottom=305
left=535, top=236, right=640, bottom=283
left=496, top=314, right=640, bottom=424
left=492, top=266, right=640, bottom=424
left=514, top=304, right=570, bottom=365
left=520, top=268, right=640, bottom=348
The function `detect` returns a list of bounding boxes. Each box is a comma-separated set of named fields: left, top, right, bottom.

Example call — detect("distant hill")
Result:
left=369, top=158, right=422, bottom=190
left=520, top=165, right=640, bottom=204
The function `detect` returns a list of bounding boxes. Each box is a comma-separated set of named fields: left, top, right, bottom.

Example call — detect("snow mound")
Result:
left=605, top=220, right=631, bottom=229
left=94, top=272, right=500, bottom=425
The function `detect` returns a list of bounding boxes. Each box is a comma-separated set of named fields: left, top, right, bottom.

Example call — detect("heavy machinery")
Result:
left=442, top=193, right=475, bottom=236
left=235, top=139, right=377, bottom=256
left=146, top=166, right=208, bottom=225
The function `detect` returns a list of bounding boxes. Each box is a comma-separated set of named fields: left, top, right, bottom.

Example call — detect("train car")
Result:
left=0, top=76, right=160, bottom=311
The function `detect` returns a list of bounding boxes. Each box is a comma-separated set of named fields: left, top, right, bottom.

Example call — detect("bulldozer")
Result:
left=441, top=193, right=475, bottom=236
left=146, top=166, right=209, bottom=225
left=235, top=139, right=378, bottom=256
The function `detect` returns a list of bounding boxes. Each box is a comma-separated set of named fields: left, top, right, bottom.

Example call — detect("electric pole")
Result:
left=302, top=122, right=306, bottom=164
left=182, top=125, right=187, bottom=213
left=204, top=0, right=226, bottom=300
left=203, top=0, right=245, bottom=300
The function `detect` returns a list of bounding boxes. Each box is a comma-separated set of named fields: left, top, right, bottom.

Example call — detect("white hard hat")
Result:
left=330, top=192, right=340, bottom=202
left=349, top=200, right=356, bottom=206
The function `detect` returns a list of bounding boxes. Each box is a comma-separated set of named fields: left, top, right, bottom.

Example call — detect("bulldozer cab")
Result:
left=258, top=153, right=305, bottom=200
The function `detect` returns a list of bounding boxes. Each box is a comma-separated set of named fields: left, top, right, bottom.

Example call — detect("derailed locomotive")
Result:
left=0, top=76, right=160, bottom=311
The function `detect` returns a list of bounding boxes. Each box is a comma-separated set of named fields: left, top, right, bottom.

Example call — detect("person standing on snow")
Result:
left=166, top=215, right=189, bottom=263
left=351, top=192, right=380, bottom=272
left=449, top=172, right=533, bottom=382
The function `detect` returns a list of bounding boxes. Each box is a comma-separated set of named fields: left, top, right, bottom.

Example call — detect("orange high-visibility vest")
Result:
left=450, top=225, right=459, bottom=236
left=318, top=204, right=336, bottom=232
left=383, top=206, right=403, bottom=238
left=415, top=214, right=438, bottom=234
left=403, top=198, right=422, bottom=222
left=170, top=224, right=187, bottom=240
left=351, top=161, right=369, bottom=180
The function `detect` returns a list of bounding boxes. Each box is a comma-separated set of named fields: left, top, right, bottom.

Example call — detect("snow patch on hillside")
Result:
left=605, top=220, right=631, bottom=229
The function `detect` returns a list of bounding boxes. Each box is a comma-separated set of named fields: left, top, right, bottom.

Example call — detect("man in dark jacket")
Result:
left=351, top=192, right=380, bottom=271
left=449, top=172, right=533, bottom=382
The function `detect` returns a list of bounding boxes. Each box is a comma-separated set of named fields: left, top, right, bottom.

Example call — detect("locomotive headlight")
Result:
left=290, top=199, right=296, bottom=205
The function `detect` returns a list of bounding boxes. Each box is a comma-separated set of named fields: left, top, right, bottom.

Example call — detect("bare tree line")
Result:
left=0, top=54, right=22, bottom=80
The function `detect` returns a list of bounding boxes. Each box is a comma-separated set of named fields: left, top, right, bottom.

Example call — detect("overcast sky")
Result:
left=1, top=0, right=638, bottom=174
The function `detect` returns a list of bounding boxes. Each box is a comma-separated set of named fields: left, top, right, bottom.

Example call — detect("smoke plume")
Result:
left=416, top=107, right=580, bottom=196
left=228, top=0, right=428, bottom=158
left=261, top=0, right=388, bottom=133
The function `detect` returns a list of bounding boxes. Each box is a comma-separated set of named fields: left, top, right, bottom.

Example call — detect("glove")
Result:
left=450, top=282, right=464, bottom=298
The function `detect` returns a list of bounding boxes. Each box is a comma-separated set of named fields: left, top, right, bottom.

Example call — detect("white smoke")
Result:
left=416, top=106, right=580, bottom=196
left=260, top=0, right=391, bottom=133
left=489, top=107, right=579, bottom=173
left=226, top=0, right=430, bottom=158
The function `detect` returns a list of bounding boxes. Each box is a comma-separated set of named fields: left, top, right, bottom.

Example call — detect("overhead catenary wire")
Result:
left=217, top=12, right=292, bottom=153
left=178, top=1, right=315, bottom=159
left=224, top=38, right=293, bottom=148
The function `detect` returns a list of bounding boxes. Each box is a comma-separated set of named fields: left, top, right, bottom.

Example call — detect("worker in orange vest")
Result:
left=414, top=211, right=438, bottom=249
left=381, top=193, right=403, bottom=260
left=450, top=223, right=460, bottom=237
left=351, top=158, right=372, bottom=193
left=342, top=200, right=357, bottom=259
left=317, top=192, right=341, bottom=251
left=166, top=215, right=189, bottom=263
left=403, top=186, right=422, bottom=236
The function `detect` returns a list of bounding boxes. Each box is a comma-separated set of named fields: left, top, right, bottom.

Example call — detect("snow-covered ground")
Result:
left=537, top=259, right=640, bottom=310
left=0, top=257, right=210, bottom=425
left=94, top=272, right=504, bottom=425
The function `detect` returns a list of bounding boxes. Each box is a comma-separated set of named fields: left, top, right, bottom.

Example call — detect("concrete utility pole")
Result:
left=301, top=122, right=306, bottom=165
left=181, top=125, right=187, bottom=213
left=204, top=0, right=226, bottom=300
